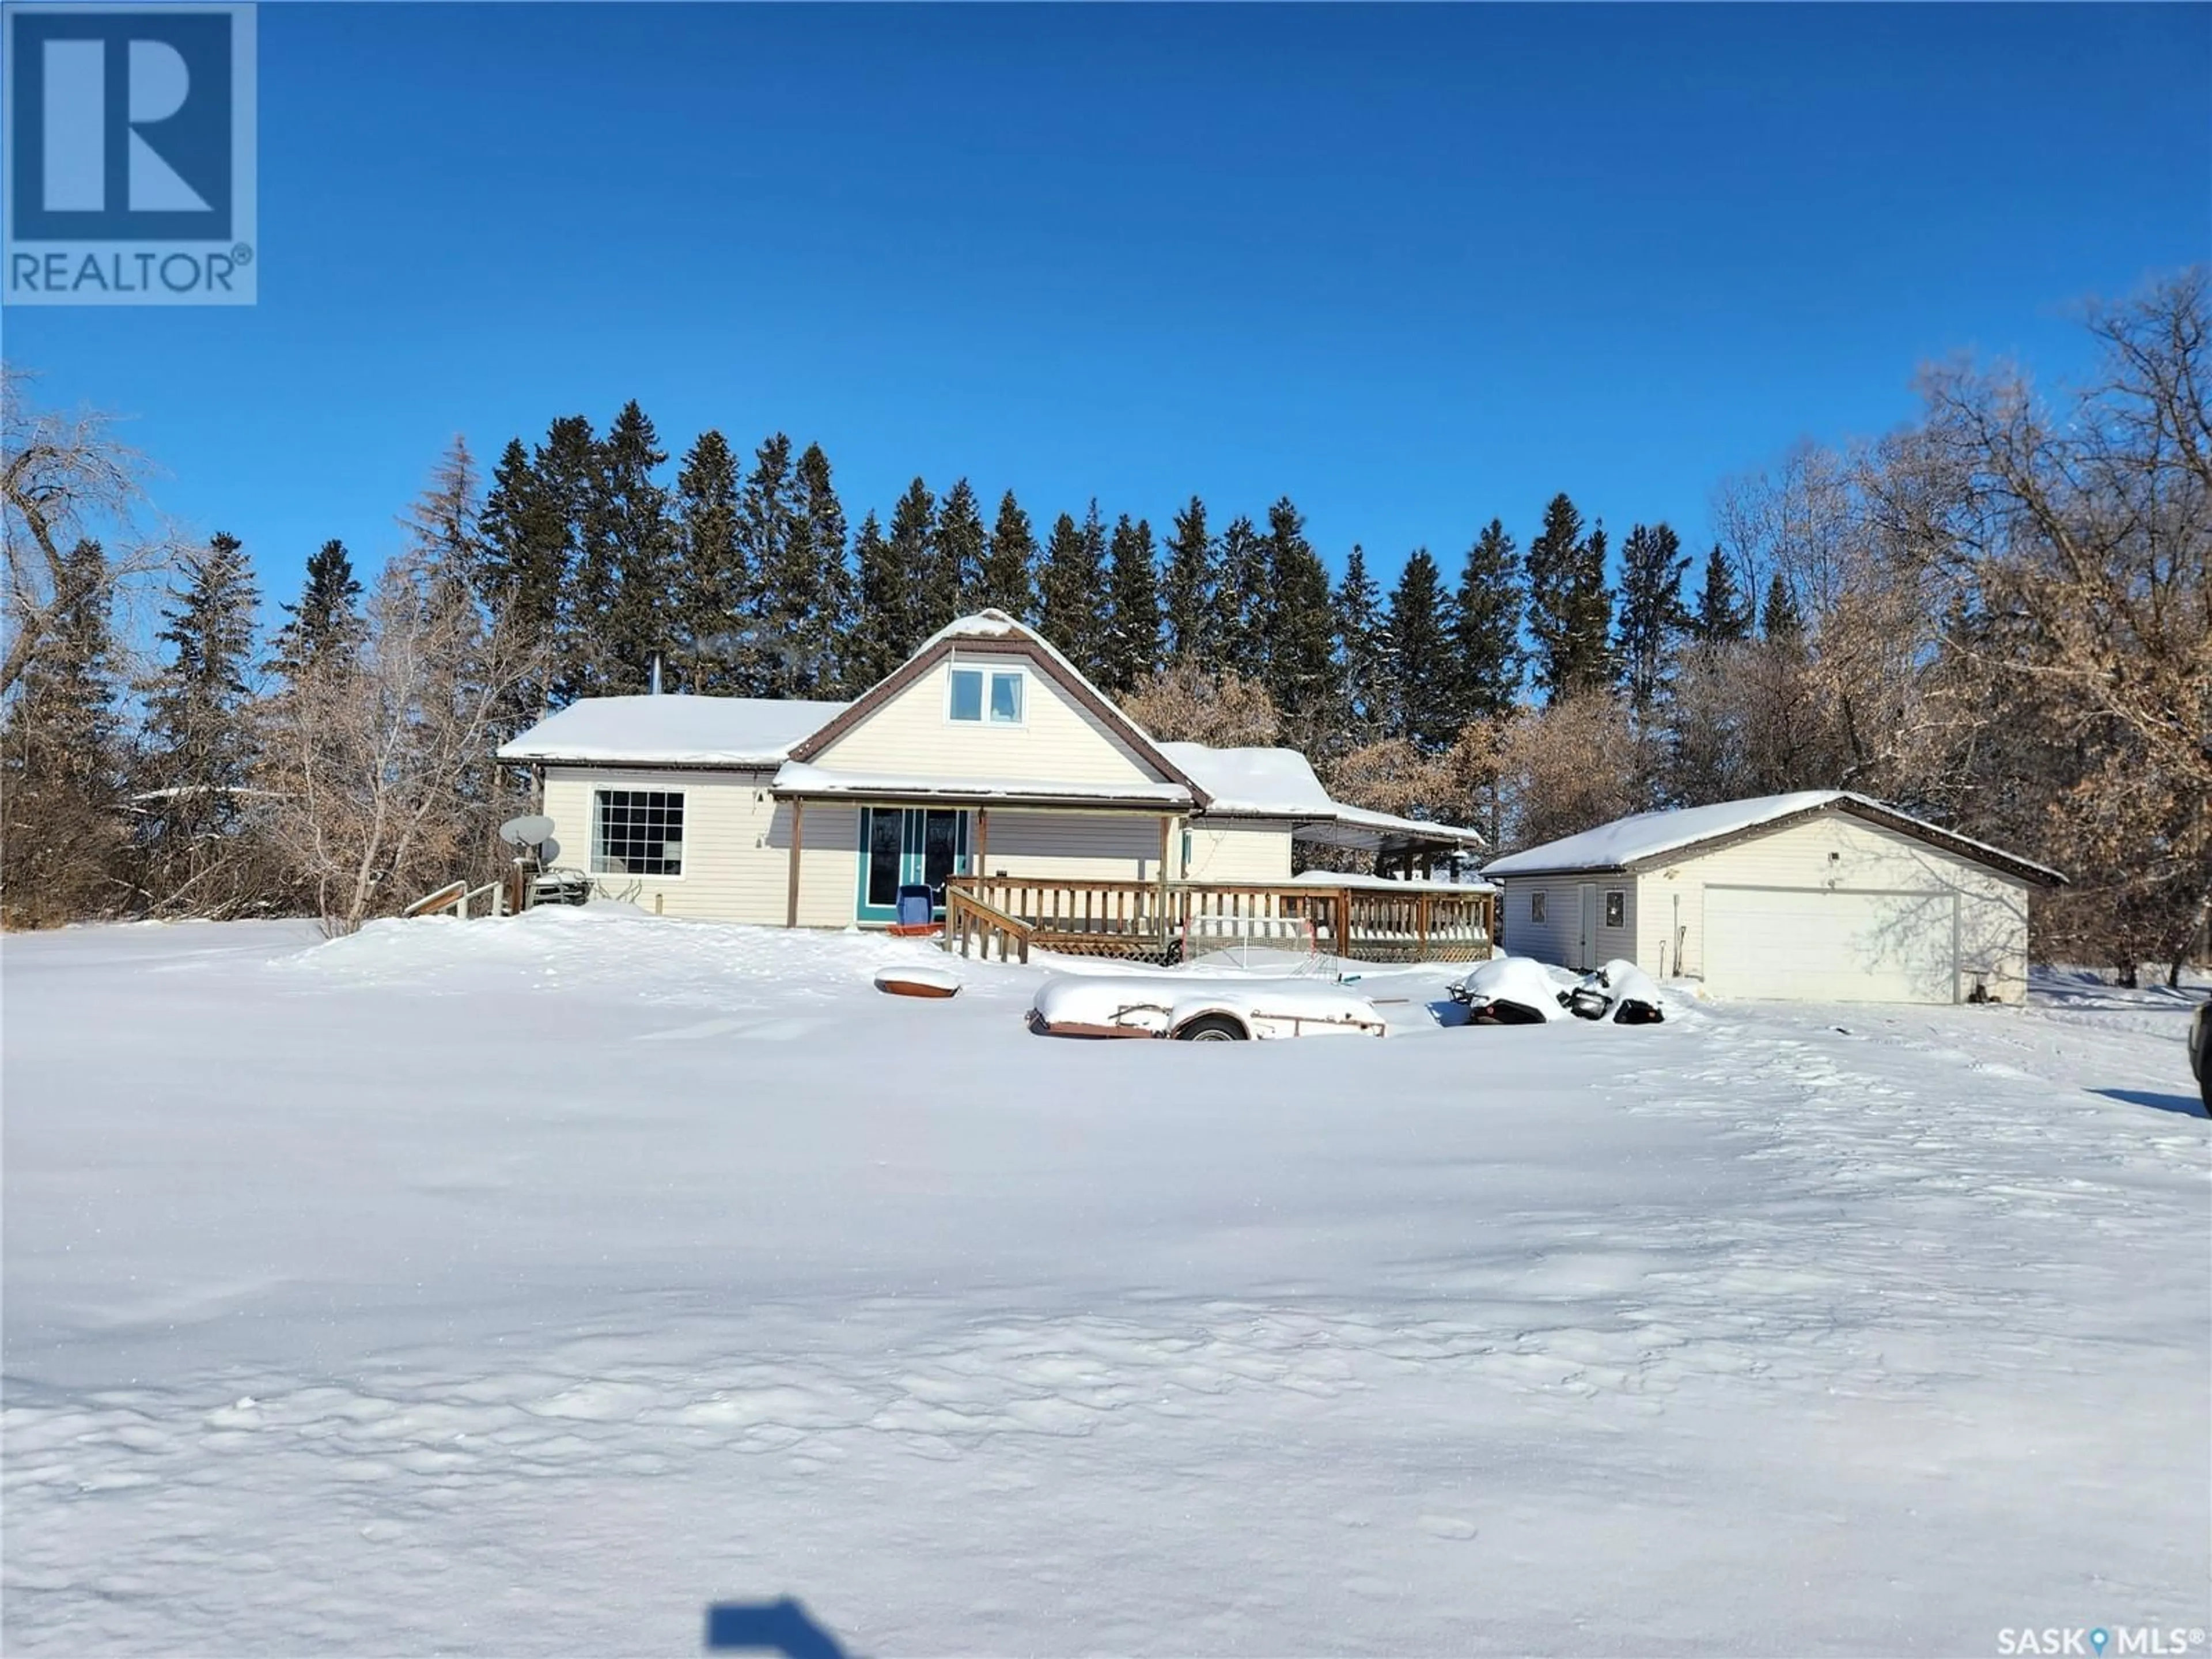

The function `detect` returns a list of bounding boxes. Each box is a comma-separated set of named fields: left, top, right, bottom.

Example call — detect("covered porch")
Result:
left=774, top=777, right=1190, bottom=930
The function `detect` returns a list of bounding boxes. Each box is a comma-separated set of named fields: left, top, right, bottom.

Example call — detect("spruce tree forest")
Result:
left=3, top=273, right=2206, bottom=981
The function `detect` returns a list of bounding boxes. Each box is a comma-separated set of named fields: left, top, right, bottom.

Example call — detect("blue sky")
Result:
left=10, top=3, right=2207, bottom=621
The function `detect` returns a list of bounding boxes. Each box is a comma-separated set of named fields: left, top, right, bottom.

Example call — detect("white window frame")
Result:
left=591, top=786, right=687, bottom=879
left=1604, top=889, right=1626, bottom=928
left=948, top=666, right=985, bottom=723
left=1530, top=890, right=1548, bottom=925
left=947, top=664, right=1027, bottom=726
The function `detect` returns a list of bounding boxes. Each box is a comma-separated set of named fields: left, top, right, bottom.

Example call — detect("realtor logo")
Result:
left=4, top=3, right=256, bottom=304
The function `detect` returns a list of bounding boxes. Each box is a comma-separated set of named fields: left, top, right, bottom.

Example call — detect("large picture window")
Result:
left=593, top=789, right=684, bottom=876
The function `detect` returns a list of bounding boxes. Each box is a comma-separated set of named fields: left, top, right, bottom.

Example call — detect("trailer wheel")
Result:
left=1174, top=1013, right=1248, bottom=1041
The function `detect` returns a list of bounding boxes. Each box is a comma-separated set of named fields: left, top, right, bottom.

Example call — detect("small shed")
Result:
left=1480, top=792, right=2065, bottom=1004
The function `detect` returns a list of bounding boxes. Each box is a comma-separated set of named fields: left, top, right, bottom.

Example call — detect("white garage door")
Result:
left=1703, top=886, right=1957, bottom=1003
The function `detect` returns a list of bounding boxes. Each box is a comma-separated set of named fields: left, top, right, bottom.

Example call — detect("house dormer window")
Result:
left=949, top=666, right=1024, bottom=725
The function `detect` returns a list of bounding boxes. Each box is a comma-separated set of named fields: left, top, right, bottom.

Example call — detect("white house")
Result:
left=1480, top=792, right=2065, bottom=1004
left=497, top=611, right=1485, bottom=930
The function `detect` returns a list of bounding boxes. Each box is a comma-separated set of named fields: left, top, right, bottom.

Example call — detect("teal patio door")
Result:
left=856, top=807, right=971, bottom=923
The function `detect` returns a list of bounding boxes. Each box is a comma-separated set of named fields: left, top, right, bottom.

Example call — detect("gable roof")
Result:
left=785, top=611, right=1213, bottom=806
left=1480, top=791, right=2064, bottom=886
left=497, top=695, right=849, bottom=768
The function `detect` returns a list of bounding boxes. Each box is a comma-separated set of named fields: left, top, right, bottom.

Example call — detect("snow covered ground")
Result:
left=4, top=911, right=2206, bottom=1657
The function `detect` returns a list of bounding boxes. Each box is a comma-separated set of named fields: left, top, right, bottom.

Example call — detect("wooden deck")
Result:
left=943, top=875, right=1493, bottom=965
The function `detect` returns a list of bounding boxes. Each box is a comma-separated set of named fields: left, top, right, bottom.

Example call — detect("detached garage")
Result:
left=1481, top=791, right=2065, bottom=1005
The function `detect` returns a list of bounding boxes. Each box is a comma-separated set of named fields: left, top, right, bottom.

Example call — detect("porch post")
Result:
left=975, top=806, right=990, bottom=876
left=785, top=797, right=805, bottom=927
left=1158, top=814, right=1174, bottom=951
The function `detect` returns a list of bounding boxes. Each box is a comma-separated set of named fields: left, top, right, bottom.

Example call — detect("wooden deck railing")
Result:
left=946, top=876, right=1176, bottom=960
left=942, top=876, right=1493, bottom=965
left=945, top=885, right=1037, bottom=963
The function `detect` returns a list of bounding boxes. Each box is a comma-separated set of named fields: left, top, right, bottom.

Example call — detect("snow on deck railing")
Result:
left=401, top=878, right=508, bottom=921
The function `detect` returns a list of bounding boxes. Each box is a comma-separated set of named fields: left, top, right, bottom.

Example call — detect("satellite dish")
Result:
left=536, top=835, right=560, bottom=865
left=500, top=815, right=556, bottom=848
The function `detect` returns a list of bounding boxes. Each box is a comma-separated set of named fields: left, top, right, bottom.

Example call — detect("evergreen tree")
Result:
left=0, top=539, right=124, bottom=922
left=1566, top=521, right=1615, bottom=695
left=12, top=539, right=118, bottom=752
left=1261, top=497, right=1337, bottom=721
left=140, top=532, right=263, bottom=900
left=1449, top=518, right=1524, bottom=722
left=400, top=435, right=484, bottom=578
left=272, top=539, right=364, bottom=681
left=1037, top=506, right=1107, bottom=676
left=975, top=490, right=1037, bottom=621
left=1525, top=493, right=1612, bottom=698
left=847, top=510, right=906, bottom=689
left=671, top=430, right=744, bottom=693
left=494, top=415, right=597, bottom=706
left=1386, top=548, right=1456, bottom=748
left=594, top=401, right=675, bottom=696
left=1331, top=545, right=1387, bottom=734
left=1161, top=495, right=1214, bottom=662
left=789, top=442, right=850, bottom=696
left=1213, top=515, right=1271, bottom=680
left=1524, top=493, right=1584, bottom=699
left=1614, top=521, right=1689, bottom=710
left=1760, top=570, right=1804, bottom=641
left=882, top=478, right=937, bottom=660
left=929, top=478, right=987, bottom=631
left=744, top=434, right=827, bottom=696
left=476, top=437, right=567, bottom=658
left=1691, top=543, right=1752, bottom=644
left=1101, top=514, right=1161, bottom=693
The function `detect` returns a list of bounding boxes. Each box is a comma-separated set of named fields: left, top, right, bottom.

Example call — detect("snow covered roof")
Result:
left=491, top=618, right=1472, bottom=851
left=497, top=695, right=849, bottom=767
left=1161, top=741, right=1486, bottom=849
left=773, top=761, right=1191, bottom=809
left=1322, top=801, right=1487, bottom=849
left=1480, top=791, right=2065, bottom=884
left=1160, top=744, right=1334, bottom=815
left=916, top=609, right=1024, bottom=645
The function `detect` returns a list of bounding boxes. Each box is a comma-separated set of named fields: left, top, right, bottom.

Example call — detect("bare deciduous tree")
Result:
left=1121, top=658, right=1283, bottom=749
left=1488, top=694, right=1651, bottom=854
left=259, top=552, right=543, bottom=934
left=1870, top=268, right=2212, bottom=981
left=2, top=365, right=183, bottom=699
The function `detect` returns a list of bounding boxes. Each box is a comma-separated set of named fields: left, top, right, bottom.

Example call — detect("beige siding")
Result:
left=1497, top=876, right=1635, bottom=971
left=978, top=809, right=1171, bottom=882
left=786, top=802, right=862, bottom=929
left=542, top=771, right=1172, bottom=929
left=812, top=653, right=1164, bottom=785
left=1183, top=819, right=1294, bottom=883
left=543, top=766, right=791, bottom=924
left=1644, top=813, right=2030, bottom=1002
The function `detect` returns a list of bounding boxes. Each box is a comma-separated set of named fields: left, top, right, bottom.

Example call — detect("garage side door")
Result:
left=1703, top=886, right=1957, bottom=1003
